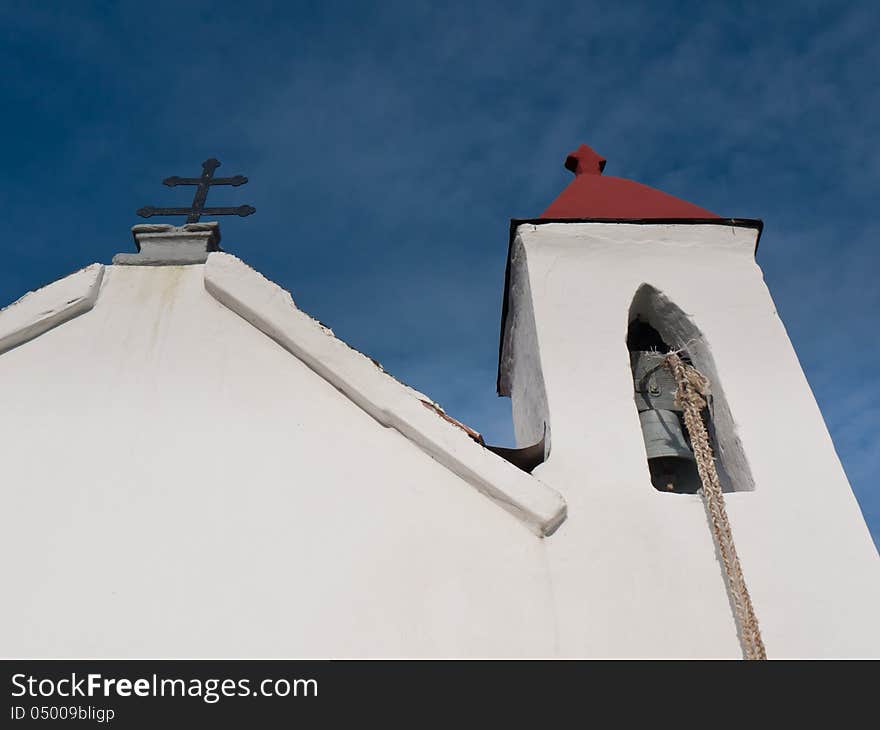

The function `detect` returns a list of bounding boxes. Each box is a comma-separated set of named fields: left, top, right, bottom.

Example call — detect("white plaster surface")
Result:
left=0, top=263, right=558, bottom=657
left=2, top=225, right=877, bottom=658
left=499, top=245, right=549, bottom=451
left=113, top=223, right=220, bottom=266
left=501, top=221, right=880, bottom=658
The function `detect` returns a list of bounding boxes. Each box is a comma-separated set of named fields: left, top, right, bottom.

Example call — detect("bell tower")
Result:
left=497, top=144, right=880, bottom=657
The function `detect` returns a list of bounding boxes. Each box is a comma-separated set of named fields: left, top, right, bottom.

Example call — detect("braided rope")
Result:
left=662, top=353, right=767, bottom=660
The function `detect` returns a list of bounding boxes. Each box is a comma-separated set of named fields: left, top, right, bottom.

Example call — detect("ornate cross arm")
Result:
left=137, top=158, right=255, bottom=223
left=163, top=175, right=248, bottom=187
left=136, top=205, right=256, bottom=218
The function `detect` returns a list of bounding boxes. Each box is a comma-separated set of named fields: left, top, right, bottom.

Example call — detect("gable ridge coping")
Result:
left=204, top=252, right=566, bottom=537
left=0, top=264, right=105, bottom=356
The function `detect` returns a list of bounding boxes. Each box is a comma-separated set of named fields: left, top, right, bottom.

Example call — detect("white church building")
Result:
left=1, top=144, right=878, bottom=658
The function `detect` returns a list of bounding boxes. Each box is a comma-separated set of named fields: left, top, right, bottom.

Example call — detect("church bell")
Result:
left=630, top=351, right=700, bottom=493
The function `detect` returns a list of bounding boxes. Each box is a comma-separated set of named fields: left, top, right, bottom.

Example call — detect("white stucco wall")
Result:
left=2, top=226, right=877, bottom=659
left=501, top=221, right=880, bottom=657
left=0, top=263, right=557, bottom=657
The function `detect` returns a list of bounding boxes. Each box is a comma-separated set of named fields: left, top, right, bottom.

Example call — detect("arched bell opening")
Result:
left=627, top=285, right=755, bottom=494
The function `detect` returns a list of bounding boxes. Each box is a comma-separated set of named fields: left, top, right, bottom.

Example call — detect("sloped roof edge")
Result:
left=205, top=252, right=567, bottom=537
left=0, top=264, right=105, bottom=356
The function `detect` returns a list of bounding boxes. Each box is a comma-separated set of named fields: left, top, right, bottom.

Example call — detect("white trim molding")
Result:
left=204, top=252, right=567, bottom=536
left=0, top=264, right=104, bottom=356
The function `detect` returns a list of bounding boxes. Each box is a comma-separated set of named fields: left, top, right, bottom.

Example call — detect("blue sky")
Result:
left=1, top=1, right=877, bottom=548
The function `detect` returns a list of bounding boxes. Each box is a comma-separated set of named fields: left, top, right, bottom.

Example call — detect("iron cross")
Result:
left=137, top=158, right=256, bottom=223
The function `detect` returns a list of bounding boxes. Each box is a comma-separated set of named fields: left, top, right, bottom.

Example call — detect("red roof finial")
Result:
left=564, top=144, right=606, bottom=176
left=541, top=142, right=719, bottom=219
